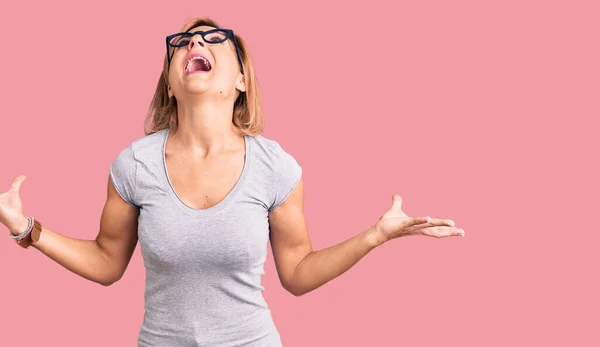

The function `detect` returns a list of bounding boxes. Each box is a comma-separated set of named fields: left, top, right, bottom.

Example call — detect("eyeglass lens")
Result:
left=169, top=30, right=228, bottom=47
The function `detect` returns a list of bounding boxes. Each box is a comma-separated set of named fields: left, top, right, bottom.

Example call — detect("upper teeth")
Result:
left=186, top=56, right=210, bottom=72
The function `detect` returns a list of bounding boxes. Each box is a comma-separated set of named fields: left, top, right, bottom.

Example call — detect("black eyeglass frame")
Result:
left=165, top=28, right=244, bottom=74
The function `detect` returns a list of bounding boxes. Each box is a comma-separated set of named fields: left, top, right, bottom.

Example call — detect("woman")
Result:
left=1, top=17, right=465, bottom=347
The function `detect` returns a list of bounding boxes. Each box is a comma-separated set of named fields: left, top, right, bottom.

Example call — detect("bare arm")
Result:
left=269, top=179, right=463, bottom=297
left=269, top=178, right=379, bottom=297
left=11, top=175, right=139, bottom=286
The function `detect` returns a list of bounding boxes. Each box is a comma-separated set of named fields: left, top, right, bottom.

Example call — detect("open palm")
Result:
left=372, top=194, right=465, bottom=245
left=0, top=175, right=27, bottom=234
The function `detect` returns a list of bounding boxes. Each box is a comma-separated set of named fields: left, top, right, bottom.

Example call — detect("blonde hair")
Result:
left=144, top=17, right=263, bottom=136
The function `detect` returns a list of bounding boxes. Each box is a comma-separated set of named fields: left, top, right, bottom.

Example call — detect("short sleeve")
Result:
left=109, top=144, right=139, bottom=208
left=268, top=143, right=303, bottom=211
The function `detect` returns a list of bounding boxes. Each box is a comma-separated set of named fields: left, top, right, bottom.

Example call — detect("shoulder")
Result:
left=252, top=135, right=302, bottom=177
left=130, top=129, right=168, bottom=157
left=250, top=134, right=283, bottom=154
left=109, top=129, right=168, bottom=207
left=249, top=134, right=303, bottom=211
left=248, top=134, right=302, bottom=182
left=110, top=128, right=167, bottom=181
left=249, top=134, right=298, bottom=167
left=113, top=128, right=168, bottom=162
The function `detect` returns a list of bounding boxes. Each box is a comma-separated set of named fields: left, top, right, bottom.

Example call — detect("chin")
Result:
left=181, top=79, right=212, bottom=93
left=181, top=86, right=229, bottom=99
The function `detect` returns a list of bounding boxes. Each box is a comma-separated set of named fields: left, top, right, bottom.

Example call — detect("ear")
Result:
left=167, top=84, right=173, bottom=98
left=236, top=76, right=246, bottom=92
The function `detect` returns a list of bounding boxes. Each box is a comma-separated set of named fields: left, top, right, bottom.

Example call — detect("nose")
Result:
left=188, top=35, right=205, bottom=49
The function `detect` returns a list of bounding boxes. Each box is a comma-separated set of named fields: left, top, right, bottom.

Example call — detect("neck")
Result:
left=171, top=99, right=242, bottom=155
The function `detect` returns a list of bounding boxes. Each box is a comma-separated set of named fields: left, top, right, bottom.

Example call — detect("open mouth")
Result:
left=184, top=54, right=212, bottom=74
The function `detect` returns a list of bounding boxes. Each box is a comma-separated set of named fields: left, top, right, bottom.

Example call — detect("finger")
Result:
left=407, top=216, right=455, bottom=228
left=11, top=175, right=27, bottom=192
left=443, top=219, right=455, bottom=227
left=421, top=218, right=455, bottom=227
left=405, top=216, right=432, bottom=227
left=421, top=226, right=464, bottom=238
left=390, top=194, right=403, bottom=210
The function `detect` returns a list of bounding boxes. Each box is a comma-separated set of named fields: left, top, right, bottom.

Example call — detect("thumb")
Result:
left=390, top=194, right=403, bottom=210
left=11, top=175, right=27, bottom=193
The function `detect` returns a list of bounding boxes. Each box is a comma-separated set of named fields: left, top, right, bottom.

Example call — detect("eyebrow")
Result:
left=187, top=28, right=218, bottom=35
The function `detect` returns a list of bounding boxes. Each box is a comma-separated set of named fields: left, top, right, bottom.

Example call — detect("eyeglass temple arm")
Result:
left=230, top=33, right=244, bottom=74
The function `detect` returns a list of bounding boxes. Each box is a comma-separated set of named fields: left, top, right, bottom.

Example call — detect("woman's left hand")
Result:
left=370, top=194, right=465, bottom=246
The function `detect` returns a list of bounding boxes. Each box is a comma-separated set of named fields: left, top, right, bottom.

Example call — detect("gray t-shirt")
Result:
left=109, top=127, right=302, bottom=347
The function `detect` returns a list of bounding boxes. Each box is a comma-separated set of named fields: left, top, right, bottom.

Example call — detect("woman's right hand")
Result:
left=0, top=175, right=29, bottom=236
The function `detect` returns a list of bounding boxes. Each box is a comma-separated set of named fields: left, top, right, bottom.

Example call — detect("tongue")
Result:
left=190, top=59, right=209, bottom=72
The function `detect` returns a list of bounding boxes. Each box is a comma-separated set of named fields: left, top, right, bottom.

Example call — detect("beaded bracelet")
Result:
left=9, top=217, right=33, bottom=240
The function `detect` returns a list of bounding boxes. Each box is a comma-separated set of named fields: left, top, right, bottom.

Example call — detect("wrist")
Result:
left=364, top=224, right=386, bottom=250
left=10, top=216, right=29, bottom=236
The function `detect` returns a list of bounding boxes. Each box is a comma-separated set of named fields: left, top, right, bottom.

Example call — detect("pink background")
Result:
left=1, top=0, right=598, bottom=346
